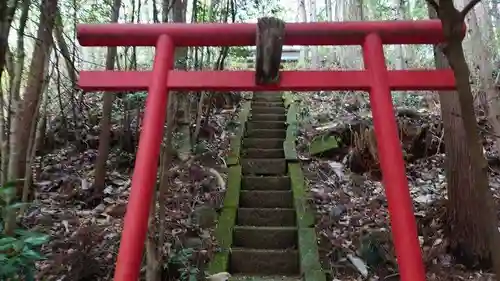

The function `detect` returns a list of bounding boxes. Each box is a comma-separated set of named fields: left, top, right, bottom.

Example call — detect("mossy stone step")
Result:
left=243, top=138, right=284, bottom=149
left=246, top=129, right=286, bottom=139
left=237, top=208, right=296, bottom=226
left=244, top=148, right=284, bottom=159
left=253, top=96, right=283, bottom=102
left=239, top=190, right=293, bottom=208
left=230, top=248, right=299, bottom=275
left=252, top=102, right=285, bottom=108
left=233, top=226, right=297, bottom=249
left=251, top=114, right=286, bottom=122
left=242, top=176, right=290, bottom=190
left=241, top=159, right=286, bottom=175
left=247, top=121, right=285, bottom=130
left=252, top=107, right=286, bottom=114
left=230, top=275, right=301, bottom=281
left=254, top=92, right=282, bottom=96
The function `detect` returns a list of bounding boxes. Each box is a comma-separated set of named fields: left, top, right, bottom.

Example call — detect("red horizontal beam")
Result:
left=78, top=70, right=456, bottom=92
left=77, top=20, right=464, bottom=47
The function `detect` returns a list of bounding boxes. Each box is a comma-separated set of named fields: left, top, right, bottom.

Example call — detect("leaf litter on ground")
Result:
left=296, top=91, right=498, bottom=281
left=24, top=95, right=246, bottom=280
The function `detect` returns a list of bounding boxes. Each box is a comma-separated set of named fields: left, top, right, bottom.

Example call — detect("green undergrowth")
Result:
left=0, top=182, right=50, bottom=281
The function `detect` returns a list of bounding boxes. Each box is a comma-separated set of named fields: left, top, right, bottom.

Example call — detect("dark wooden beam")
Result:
left=255, top=17, right=285, bottom=85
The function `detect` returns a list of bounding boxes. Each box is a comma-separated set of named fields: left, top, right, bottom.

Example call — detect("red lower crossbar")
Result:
left=78, top=70, right=456, bottom=92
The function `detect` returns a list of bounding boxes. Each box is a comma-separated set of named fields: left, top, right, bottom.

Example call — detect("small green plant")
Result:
left=0, top=182, right=50, bottom=281
left=168, top=247, right=200, bottom=281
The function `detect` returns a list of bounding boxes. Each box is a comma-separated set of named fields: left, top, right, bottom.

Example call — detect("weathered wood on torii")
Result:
left=255, top=17, right=285, bottom=85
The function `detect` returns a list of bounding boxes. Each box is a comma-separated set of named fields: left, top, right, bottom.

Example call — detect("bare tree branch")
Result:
left=461, top=0, right=483, bottom=19
left=424, top=0, right=439, bottom=12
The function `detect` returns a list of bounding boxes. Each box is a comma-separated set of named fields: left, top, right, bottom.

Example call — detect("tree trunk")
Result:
left=297, top=0, right=308, bottom=67
left=172, top=0, right=191, bottom=161
left=5, top=0, right=58, bottom=235
left=308, top=0, right=319, bottom=68
left=4, top=0, right=30, bottom=185
left=427, top=0, right=500, bottom=275
left=92, top=0, right=122, bottom=194
left=0, top=0, right=18, bottom=85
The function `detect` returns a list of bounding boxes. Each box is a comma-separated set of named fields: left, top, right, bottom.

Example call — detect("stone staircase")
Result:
left=231, top=92, right=299, bottom=280
left=208, top=92, right=325, bottom=281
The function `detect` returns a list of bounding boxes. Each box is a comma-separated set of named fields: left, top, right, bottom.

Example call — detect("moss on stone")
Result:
left=298, top=228, right=322, bottom=272
left=288, top=163, right=307, bottom=199
left=208, top=206, right=237, bottom=274
left=284, top=140, right=298, bottom=161
left=294, top=198, right=315, bottom=228
left=304, top=270, right=327, bottom=281
left=289, top=163, right=314, bottom=227
left=227, top=136, right=242, bottom=166
left=224, top=165, right=242, bottom=208
left=286, top=102, right=298, bottom=126
left=227, top=101, right=252, bottom=166
left=289, top=164, right=326, bottom=281
left=208, top=164, right=242, bottom=273
left=284, top=103, right=298, bottom=161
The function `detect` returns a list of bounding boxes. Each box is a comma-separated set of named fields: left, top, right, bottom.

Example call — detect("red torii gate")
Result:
left=77, top=20, right=460, bottom=281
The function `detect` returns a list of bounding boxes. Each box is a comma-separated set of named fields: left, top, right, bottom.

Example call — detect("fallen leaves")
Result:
left=25, top=97, right=242, bottom=280
left=296, top=91, right=499, bottom=281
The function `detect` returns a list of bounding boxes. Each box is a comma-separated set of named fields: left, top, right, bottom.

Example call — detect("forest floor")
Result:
left=27, top=106, right=237, bottom=280
left=297, top=91, right=499, bottom=281
left=25, top=91, right=499, bottom=281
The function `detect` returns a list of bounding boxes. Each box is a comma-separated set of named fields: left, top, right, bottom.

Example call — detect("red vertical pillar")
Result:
left=362, top=33, right=426, bottom=281
left=113, top=35, right=174, bottom=281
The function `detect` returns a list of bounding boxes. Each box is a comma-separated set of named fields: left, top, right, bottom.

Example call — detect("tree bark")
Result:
left=0, top=0, right=18, bottom=85
left=92, top=0, right=122, bottom=194
left=427, top=0, right=500, bottom=275
left=5, top=0, right=57, bottom=235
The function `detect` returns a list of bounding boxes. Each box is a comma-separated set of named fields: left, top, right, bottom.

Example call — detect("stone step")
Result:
left=242, top=159, right=286, bottom=175
left=244, top=148, right=284, bottom=159
left=252, top=102, right=284, bottom=108
left=243, top=138, right=283, bottom=149
left=251, top=114, right=286, bottom=122
left=247, top=121, right=285, bottom=130
left=242, top=176, right=290, bottom=190
left=230, top=248, right=299, bottom=275
left=237, top=208, right=296, bottom=226
left=253, top=96, right=283, bottom=102
left=254, top=91, right=281, bottom=96
left=252, top=94, right=283, bottom=98
left=252, top=107, right=286, bottom=114
left=233, top=226, right=297, bottom=249
left=230, top=275, right=301, bottom=281
left=240, top=190, right=293, bottom=208
left=246, top=129, right=286, bottom=139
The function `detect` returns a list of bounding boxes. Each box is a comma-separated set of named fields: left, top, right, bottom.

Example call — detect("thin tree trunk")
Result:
left=6, top=0, right=58, bottom=235
left=92, top=0, right=122, bottom=193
